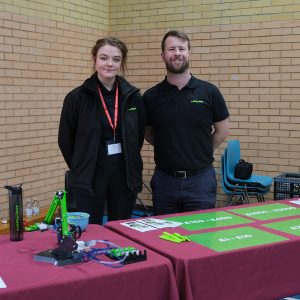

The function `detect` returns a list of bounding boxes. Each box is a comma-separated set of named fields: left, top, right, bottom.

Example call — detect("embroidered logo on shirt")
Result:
left=191, top=99, right=204, bottom=104
left=129, top=107, right=137, bottom=111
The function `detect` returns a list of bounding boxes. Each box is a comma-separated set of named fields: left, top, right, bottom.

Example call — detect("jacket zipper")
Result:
left=122, top=88, right=138, bottom=190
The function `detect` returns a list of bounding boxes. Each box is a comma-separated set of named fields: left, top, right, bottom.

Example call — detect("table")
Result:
left=0, top=207, right=58, bottom=235
left=106, top=199, right=300, bottom=300
left=0, top=225, right=179, bottom=300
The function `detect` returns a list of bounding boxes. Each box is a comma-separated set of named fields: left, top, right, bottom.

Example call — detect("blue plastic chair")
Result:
left=225, top=140, right=273, bottom=188
left=220, top=176, right=248, bottom=206
left=221, top=154, right=270, bottom=206
left=223, top=150, right=270, bottom=194
left=220, top=155, right=247, bottom=205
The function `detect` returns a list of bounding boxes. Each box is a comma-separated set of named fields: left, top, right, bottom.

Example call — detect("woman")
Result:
left=58, top=37, right=145, bottom=225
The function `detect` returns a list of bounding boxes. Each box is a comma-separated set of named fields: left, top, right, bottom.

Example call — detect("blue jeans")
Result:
left=151, top=166, right=217, bottom=215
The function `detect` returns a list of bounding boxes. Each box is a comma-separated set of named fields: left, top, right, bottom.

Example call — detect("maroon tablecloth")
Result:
left=0, top=225, right=179, bottom=300
left=106, top=200, right=300, bottom=300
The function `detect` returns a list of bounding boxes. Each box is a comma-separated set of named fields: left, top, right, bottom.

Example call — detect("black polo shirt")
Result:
left=143, top=75, right=229, bottom=171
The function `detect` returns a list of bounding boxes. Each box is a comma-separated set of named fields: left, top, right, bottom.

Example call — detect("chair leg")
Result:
left=256, top=194, right=265, bottom=203
left=226, top=191, right=236, bottom=206
left=226, top=185, right=247, bottom=206
left=226, top=195, right=233, bottom=207
left=243, top=185, right=250, bottom=204
left=238, top=196, right=245, bottom=205
left=226, top=185, right=238, bottom=206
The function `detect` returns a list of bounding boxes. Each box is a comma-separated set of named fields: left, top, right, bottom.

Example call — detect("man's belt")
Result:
left=159, top=168, right=206, bottom=179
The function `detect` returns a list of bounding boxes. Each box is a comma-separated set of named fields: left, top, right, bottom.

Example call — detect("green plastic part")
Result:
left=25, top=223, right=39, bottom=232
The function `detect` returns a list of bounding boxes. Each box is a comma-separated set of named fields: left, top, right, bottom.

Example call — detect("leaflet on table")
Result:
left=289, top=199, right=300, bottom=205
left=0, top=276, right=7, bottom=288
left=139, top=218, right=182, bottom=228
left=121, top=218, right=182, bottom=232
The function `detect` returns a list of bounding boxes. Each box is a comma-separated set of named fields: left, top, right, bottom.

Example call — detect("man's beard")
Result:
left=165, top=59, right=189, bottom=74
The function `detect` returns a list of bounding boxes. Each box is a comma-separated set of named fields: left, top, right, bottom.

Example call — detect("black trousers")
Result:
left=151, top=166, right=217, bottom=215
left=71, top=147, right=136, bottom=225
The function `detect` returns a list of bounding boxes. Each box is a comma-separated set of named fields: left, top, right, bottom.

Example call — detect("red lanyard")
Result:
left=98, top=84, right=119, bottom=140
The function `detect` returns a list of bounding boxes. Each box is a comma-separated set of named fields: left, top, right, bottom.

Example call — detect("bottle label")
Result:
left=26, top=208, right=33, bottom=217
left=15, top=204, right=20, bottom=231
left=33, top=207, right=39, bottom=216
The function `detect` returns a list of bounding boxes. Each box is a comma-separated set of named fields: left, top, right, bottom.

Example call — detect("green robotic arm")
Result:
left=44, top=190, right=69, bottom=237
left=33, top=190, right=81, bottom=264
left=25, top=190, right=70, bottom=237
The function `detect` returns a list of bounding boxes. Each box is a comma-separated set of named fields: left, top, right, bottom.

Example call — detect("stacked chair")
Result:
left=221, top=140, right=273, bottom=206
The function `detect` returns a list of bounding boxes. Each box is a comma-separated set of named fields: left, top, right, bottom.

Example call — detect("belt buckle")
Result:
left=175, top=171, right=187, bottom=178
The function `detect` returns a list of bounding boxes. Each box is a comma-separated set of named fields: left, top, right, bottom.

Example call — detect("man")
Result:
left=143, top=30, right=230, bottom=215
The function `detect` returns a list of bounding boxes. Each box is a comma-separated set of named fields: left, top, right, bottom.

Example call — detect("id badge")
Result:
left=106, top=140, right=122, bottom=156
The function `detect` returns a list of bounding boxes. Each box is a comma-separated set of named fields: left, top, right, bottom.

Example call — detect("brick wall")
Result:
left=110, top=0, right=300, bottom=31
left=0, top=1, right=300, bottom=218
left=0, top=1, right=109, bottom=219
left=1, top=0, right=109, bottom=30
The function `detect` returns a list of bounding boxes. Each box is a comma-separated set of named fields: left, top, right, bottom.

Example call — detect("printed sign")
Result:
left=120, top=218, right=182, bottom=232
left=120, top=220, right=157, bottom=232
left=165, top=211, right=253, bottom=231
left=187, top=226, right=288, bottom=252
left=263, top=218, right=300, bottom=236
left=229, top=203, right=300, bottom=221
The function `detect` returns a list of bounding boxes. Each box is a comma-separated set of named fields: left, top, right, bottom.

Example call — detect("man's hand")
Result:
left=212, top=118, right=230, bottom=150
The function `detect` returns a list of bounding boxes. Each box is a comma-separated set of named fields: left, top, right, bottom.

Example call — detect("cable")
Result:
left=76, top=239, right=126, bottom=268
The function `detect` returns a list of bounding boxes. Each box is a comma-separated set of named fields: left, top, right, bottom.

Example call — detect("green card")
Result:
left=165, top=211, right=253, bottom=231
left=187, top=226, right=288, bottom=252
left=229, top=203, right=300, bottom=221
left=263, top=218, right=300, bottom=236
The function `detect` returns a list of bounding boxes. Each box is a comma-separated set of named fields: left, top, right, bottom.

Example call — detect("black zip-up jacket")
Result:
left=58, top=74, right=145, bottom=193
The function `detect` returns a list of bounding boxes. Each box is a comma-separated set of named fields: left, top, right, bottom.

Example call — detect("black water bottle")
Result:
left=5, top=184, right=24, bottom=241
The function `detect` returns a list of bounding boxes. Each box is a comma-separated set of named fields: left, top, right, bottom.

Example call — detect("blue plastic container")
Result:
left=67, top=212, right=90, bottom=231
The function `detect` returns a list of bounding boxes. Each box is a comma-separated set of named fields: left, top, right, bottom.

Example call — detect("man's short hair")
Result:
left=161, top=30, right=191, bottom=51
